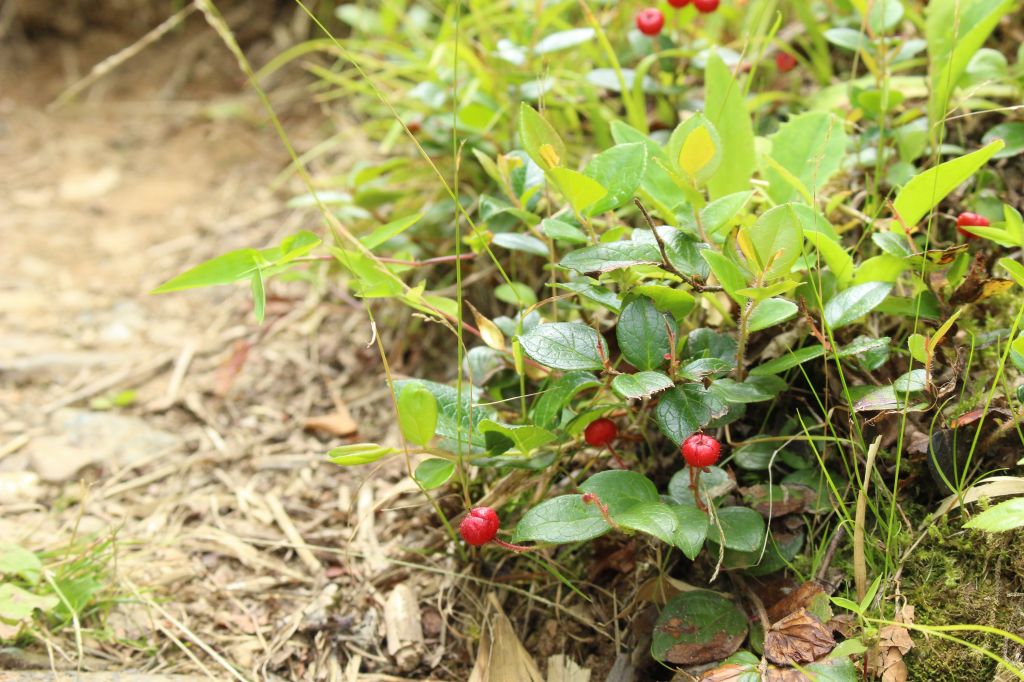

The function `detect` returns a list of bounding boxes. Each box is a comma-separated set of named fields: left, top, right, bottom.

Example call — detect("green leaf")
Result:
left=867, top=0, right=904, bottom=33
left=671, top=504, right=710, bottom=559
left=617, top=297, right=672, bottom=370
left=479, top=419, right=556, bottom=455
left=517, top=323, right=607, bottom=371
left=765, top=112, right=848, bottom=205
left=250, top=271, right=266, bottom=323
left=824, top=27, right=873, bottom=52
left=998, top=258, right=1024, bottom=288
left=557, top=279, right=623, bottom=311
left=705, top=52, right=756, bottom=199
left=750, top=345, right=827, bottom=376
left=702, top=250, right=750, bottom=303
left=823, top=282, right=893, bottom=328
left=964, top=497, right=1024, bottom=532
left=651, top=591, right=748, bottom=664
left=710, top=376, right=787, bottom=403
left=413, top=458, right=455, bottom=490
left=327, top=443, right=399, bottom=466
left=669, top=465, right=735, bottom=507
left=747, top=298, right=798, bottom=332
left=549, top=167, right=608, bottom=215
left=743, top=203, right=805, bottom=280
left=805, top=231, right=855, bottom=288
left=667, top=114, right=723, bottom=186
left=686, top=328, right=738, bottom=365
left=927, top=0, right=1015, bottom=127
left=397, top=383, right=439, bottom=447
left=615, top=502, right=679, bottom=544
left=495, top=282, right=538, bottom=307
left=709, top=506, right=766, bottom=552
left=891, top=140, right=1005, bottom=230
left=519, top=103, right=566, bottom=171
left=611, top=371, right=674, bottom=400
left=584, top=143, right=648, bottom=215
left=698, top=191, right=754, bottom=237
left=540, top=218, right=588, bottom=244
left=632, top=285, right=696, bottom=321
left=0, top=584, right=60, bottom=623
left=360, top=213, right=423, bottom=249
left=395, top=379, right=496, bottom=452
left=0, top=545, right=43, bottom=584
left=513, top=495, right=611, bottom=543
left=654, top=384, right=729, bottom=446
left=560, top=241, right=662, bottom=274
left=579, top=470, right=660, bottom=514
left=983, top=123, right=1024, bottom=159
left=534, top=27, right=595, bottom=54
left=152, top=248, right=261, bottom=293
left=893, top=369, right=927, bottom=392
left=532, top=371, right=601, bottom=429
left=492, top=232, right=549, bottom=257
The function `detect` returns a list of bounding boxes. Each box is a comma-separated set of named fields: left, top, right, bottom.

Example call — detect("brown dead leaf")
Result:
left=763, top=659, right=848, bottom=682
left=215, top=340, right=251, bottom=397
left=867, top=605, right=914, bottom=682
left=699, top=663, right=752, bottom=681
left=467, top=593, right=544, bottom=682
left=304, top=406, right=358, bottom=437
left=766, top=582, right=827, bottom=624
left=764, top=608, right=836, bottom=666
left=950, top=252, right=1014, bottom=305
left=740, top=484, right=811, bottom=518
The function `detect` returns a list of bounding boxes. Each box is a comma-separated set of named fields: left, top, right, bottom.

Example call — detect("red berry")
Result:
left=635, top=8, right=665, bottom=36
left=584, top=418, right=618, bottom=447
left=460, top=506, right=499, bottom=546
left=681, top=433, right=721, bottom=467
left=668, top=0, right=690, bottom=7
left=693, top=0, right=720, bottom=13
left=956, top=211, right=989, bottom=239
left=775, top=51, right=797, bottom=73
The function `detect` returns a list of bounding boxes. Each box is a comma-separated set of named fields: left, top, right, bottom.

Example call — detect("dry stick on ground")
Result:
left=48, top=3, right=198, bottom=110
left=854, top=436, right=882, bottom=602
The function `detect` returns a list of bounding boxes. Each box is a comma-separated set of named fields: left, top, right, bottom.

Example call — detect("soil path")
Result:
left=0, top=18, right=403, bottom=680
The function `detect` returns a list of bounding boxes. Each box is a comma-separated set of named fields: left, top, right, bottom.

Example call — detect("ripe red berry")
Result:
left=681, top=433, right=721, bottom=467
left=460, top=506, right=499, bottom=546
left=668, top=0, right=690, bottom=7
left=956, top=211, right=989, bottom=239
left=635, top=8, right=665, bottom=36
left=693, top=0, right=720, bottom=13
left=584, top=418, right=618, bottom=447
left=775, top=51, right=797, bottom=73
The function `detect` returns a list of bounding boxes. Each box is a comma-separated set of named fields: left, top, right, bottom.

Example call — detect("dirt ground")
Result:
left=0, top=10, right=456, bottom=681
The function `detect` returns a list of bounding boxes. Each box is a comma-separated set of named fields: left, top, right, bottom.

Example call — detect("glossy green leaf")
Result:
left=579, top=470, right=660, bottom=515
left=743, top=203, right=805, bottom=280
left=560, top=241, right=662, bottom=274
left=702, top=250, right=749, bottom=303
left=584, top=143, right=648, bottom=215
left=517, top=323, right=607, bottom=370
left=671, top=504, right=710, bottom=559
left=397, top=383, right=439, bottom=446
left=492, top=232, right=548, bottom=256
left=891, top=139, right=1004, bottom=229
left=479, top=419, right=556, bottom=455
left=823, top=282, right=893, bottom=329
left=805, top=231, right=855, bottom=287
left=998, top=258, right=1024, bottom=287
left=413, top=458, right=454, bottom=490
left=494, top=282, right=538, bottom=306
left=611, top=371, right=674, bottom=400
left=632, top=285, right=696, bottom=321
left=705, top=52, right=756, bottom=199
left=513, top=495, right=611, bottom=543
left=532, top=371, right=601, bottom=429
left=617, top=297, right=672, bottom=370
left=749, top=345, right=827, bottom=376
left=747, top=298, right=798, bottom=332
left=540, top=218, right=588, bottom=244
left=395, top=379, right=495, bottom=451
left=709, top=506, right=767, bottom=552
left=654, top=384, right=729, bottom=446
left=710, top=376, right=787, bottom=403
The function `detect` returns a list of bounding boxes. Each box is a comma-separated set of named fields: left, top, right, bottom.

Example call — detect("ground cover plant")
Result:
left=9, top=0, right=1024, bottom=678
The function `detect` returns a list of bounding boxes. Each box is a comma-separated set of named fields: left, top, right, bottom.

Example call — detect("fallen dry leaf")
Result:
left=867, top=605, right=914, bottom=682
left=764, top=609, right=836, bottom=666
left=215, top=340, right=251, bottom=397
left=303, top=406, right=358, bottom=437
left=766, top=582, right=827, bottom=624
left=698, top=663, right=752, bottom=681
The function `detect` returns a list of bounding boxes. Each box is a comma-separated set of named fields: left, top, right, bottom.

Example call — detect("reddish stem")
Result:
left=493, top=538, right=537, bottom=552
left=582, top=492, right=620, bottom=530
left=689, top=466, right=708, bottom=513
left=606, top=442, right=628, bottom=469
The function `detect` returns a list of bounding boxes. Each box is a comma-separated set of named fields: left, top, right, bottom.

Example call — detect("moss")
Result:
left=901, top=519, right=1024, bottom=679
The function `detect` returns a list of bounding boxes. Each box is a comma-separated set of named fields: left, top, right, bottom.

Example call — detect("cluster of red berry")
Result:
left=635, top=0, right=720, bottom=37
left=956, top=211, right=989, bottom=239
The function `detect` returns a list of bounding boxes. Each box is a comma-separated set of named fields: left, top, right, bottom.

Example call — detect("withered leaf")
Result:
left=304, top=407, right=358, bottom=437
left=867, top=605, right=914, bottom=682
left=651, top=590, right=748, bottom=665
left=764, top=608, right=836, bottom=666
left=911, top=243, right=969, bottom=266
left=766, top=582, right=827, bottom=624
left=699, top=663, right=756, bottom=681
left=950, top=252, right=1014, bottom=305
left=741, top=484, right=811, bottom=518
